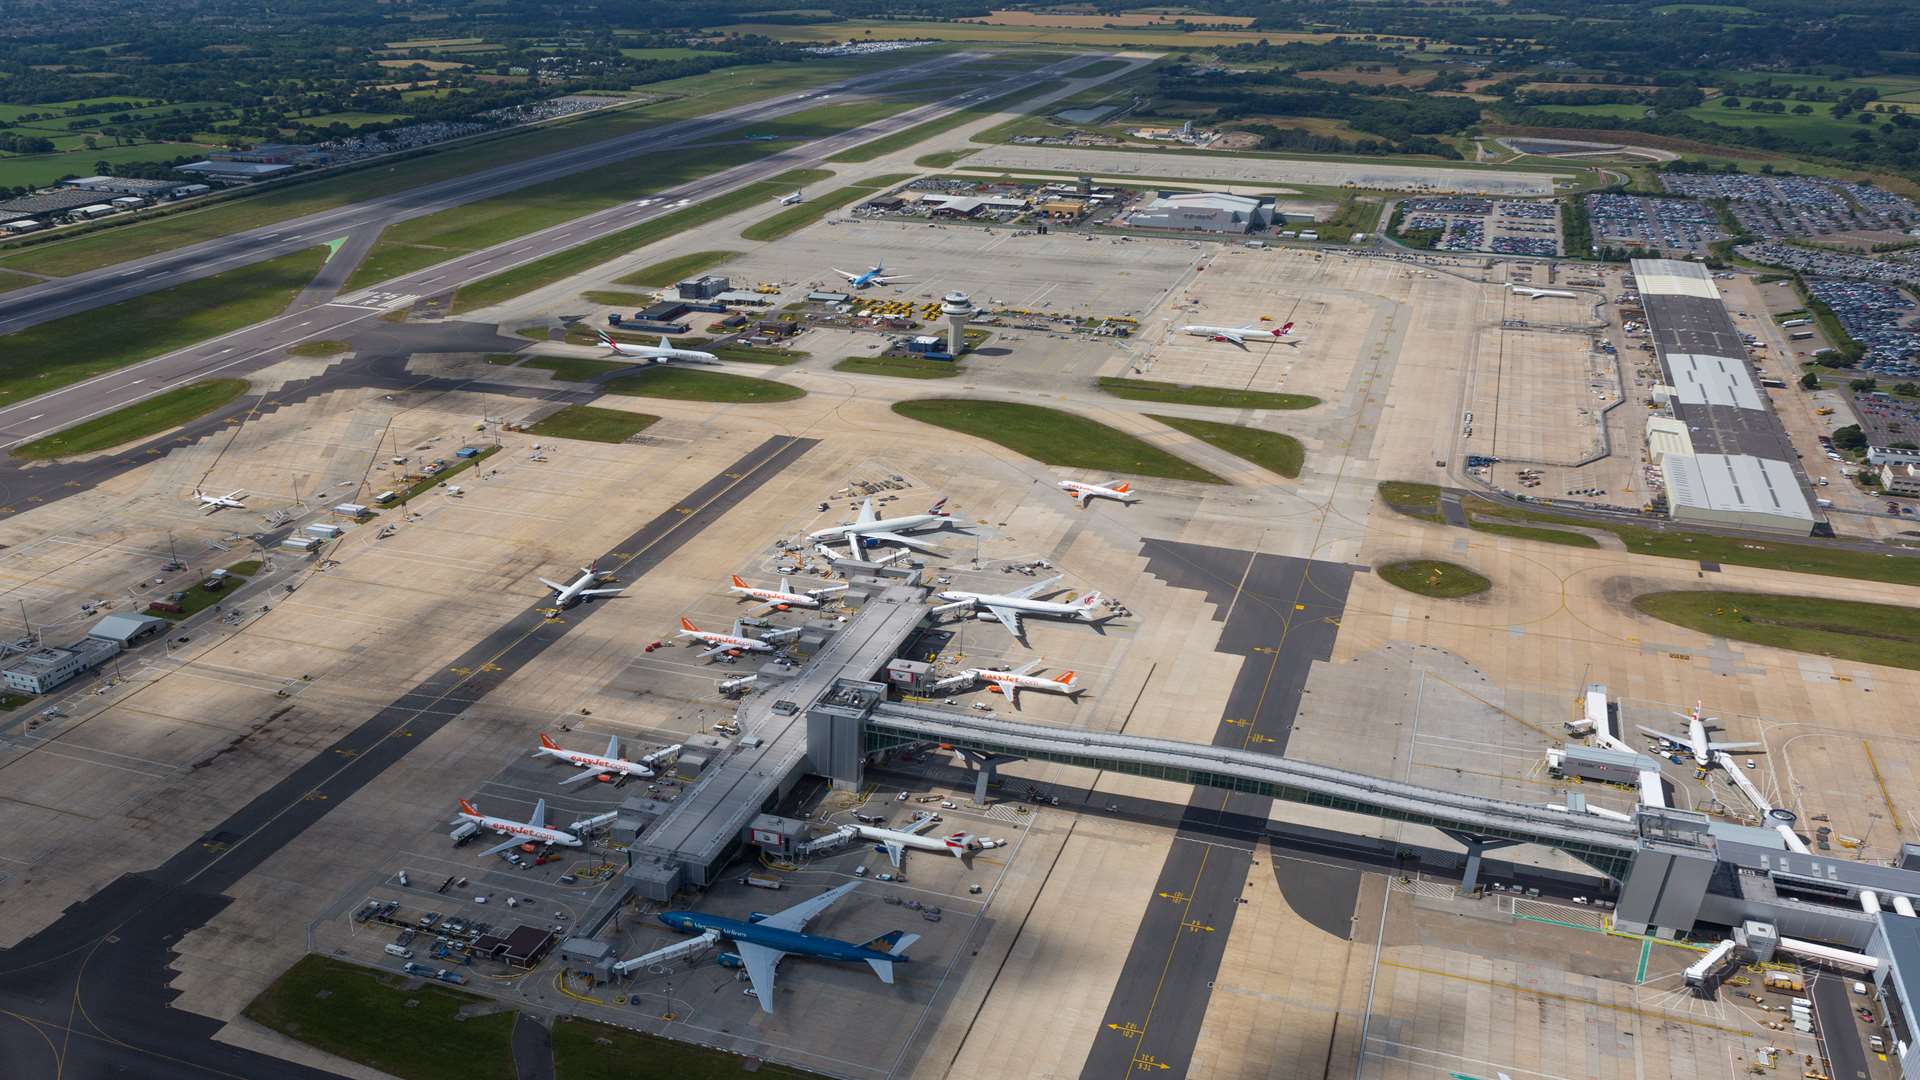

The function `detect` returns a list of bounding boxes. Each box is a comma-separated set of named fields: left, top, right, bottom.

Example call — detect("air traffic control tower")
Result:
left=941, top=291, right=975, bottom=356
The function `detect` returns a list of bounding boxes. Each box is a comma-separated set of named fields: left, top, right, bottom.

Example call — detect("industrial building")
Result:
left=86, top=613, right=170, bottom=649
left=2, top=637, right=122, bottom=694
left=1631, top=258, right=1819, bottom=533
left=178, top=160, right=295, bottom=181
left=58, top=176, right=188, bottom=198
left=1884, top=463, right=1920, bottom=498
left=1660, top=452, right=1817, bottom=534
left=0, top=189, right=114, bottom=216
left=1125, top=191, right=1274, bottom=234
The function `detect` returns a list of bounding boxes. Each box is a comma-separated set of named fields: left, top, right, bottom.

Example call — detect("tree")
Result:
left=1800, top=371, right=1821, bottom=390
left=1832, top=425, right=1867, bottom=452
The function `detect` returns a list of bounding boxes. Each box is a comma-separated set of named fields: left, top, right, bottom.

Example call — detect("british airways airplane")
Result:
left=654, top=882, right=918, bottom=1012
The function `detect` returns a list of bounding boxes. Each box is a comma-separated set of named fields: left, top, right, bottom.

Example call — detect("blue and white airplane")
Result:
left=656, top=882, right=919, bottom=1012
left=831, top=261, right=911, bottom=289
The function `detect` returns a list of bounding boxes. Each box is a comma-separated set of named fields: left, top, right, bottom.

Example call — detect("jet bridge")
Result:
left=840, top=696, right=1645, bottom=881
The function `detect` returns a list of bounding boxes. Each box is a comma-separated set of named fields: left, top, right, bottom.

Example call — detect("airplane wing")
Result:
left=477, top=834, right=523, bottom=858
left=904, top=815, right=939, bottom=836
left=832, top=268, right=857, bottom=282
left=1214, top=329, right=1246, bottom=345
left=986, top=605, right=1022, bottom=638
left=696, top=643, right=734, bottom=659
left=881, top=841, right=906, bottom=868
left=557, top=766, right=609, bottom=786
left=1636, top=725, right=1687, bottom=745
left=1009, top=574, right=1063, bottom=600
left=1712, top=741, right=1765, bottom=752
left=735, top=941, right=786, bottom=1013
left=757, top=881, right=861, bottom=933
left=579, top=588, right=623, bottom=597
left=538, top=578, right=568, bottom=594
left=1007, top=685, right=1021, bottom=709
left=1009, top=660, right=1043, bottom=676
left=857, top=529, right=944, bottom=553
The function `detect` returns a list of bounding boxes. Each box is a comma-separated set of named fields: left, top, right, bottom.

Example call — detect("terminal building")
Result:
left=1631, top=258, right=1820, bottom=535
left=2, top=637, right=121, bottom=694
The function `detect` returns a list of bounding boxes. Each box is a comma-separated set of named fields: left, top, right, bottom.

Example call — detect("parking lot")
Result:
left=1400, top=196, right=1563, bottom=256
left=1584, top=192, right=1726, bottom=256
left=1661, top=173, right=1920, bottom=241
left=1806, top=278, right=1920, bottom=374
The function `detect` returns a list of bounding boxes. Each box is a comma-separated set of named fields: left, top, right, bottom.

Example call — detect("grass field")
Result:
left=708, top=344, right=807, bottom=365
left=1097, top=376, right=1319, bottom=410
left=389, top=445, right=498, bottom=506
left=245, top=956, right=516, bottom=1080
left=605, top=367, right=805, bottom=402
left=552, top=1017, right=821, bottom=1079
left=0, top=246, right=324, bottom=409
left=826, top=80, right=1068, bottom=164
left=1068, top=59, right=1132, bottom=78
left=615, top=249, right=740, bottom=287
left=1680, top=102, right=1863, bottom=150
left=13, top=378, right=248, bottom=460
left=0, top=269, right=38, bottom=293
left=1149, top=415, right=1303, bottom=478
left=150, top=561, right=256, bottom=620
left=1465, top=519, right=1601, bottom=548
left=286, top=339, right=350, bottom=357
left=581, top=290, right=653, bottom=306
left=345, top=142, right=784, bottom=291
left=1633, top=590, right=1920, bottom=669
left=0, top=142, right=210, bottom=191
left=447, top=173, right=827, bottom=315
left=833, top=354, right=963, bottom=378
left=916, top=148, right=978, bottom=168
left=1379, top=481, right=1920, bottom=584
left=521, top=355, right=628, bottom=381
left=1538, top=103, right=1652, bottom=119
left=0, top=55, right=926, bottom=280
left=892, top=399, right=1223, bottom=482
left=740, top=174, right=915, bottom=241
left=525, top=404, right=660, bottom=443
left=1379, top=559, right=1491, bottom=599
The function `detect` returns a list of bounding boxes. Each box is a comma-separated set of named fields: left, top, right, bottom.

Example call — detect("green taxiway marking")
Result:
left=1636, top=936, right=1652, bottom=983
left=324, top=236, right=347, bottom=259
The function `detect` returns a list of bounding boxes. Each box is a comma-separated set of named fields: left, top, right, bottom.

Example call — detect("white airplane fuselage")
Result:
left=456, top=803, right=581, bottom=848
left=854, top=823, right=972, bottom=864
left=535, top=738, right=653, bottom=780
left=938, top=590, right=1095, bottom=620
left=1180, top=321, right=1298, bottom=346
left=599, top=332, right=718, bottom=364
left=808, top=512, right=944, bottom=542
left=973, top=668, right=1078, bottom=699
left=1059, top=480, right=1137, bottom=505
left=545, top=568, right=620, bottom=608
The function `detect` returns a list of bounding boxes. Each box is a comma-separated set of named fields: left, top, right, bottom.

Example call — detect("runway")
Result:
left=0, top=435, right=816, bottom=1080
left=0, top=52, right=1106, bottom=455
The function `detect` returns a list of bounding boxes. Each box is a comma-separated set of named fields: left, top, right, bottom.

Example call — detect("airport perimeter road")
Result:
left=0, top=435, right=816, bottom=1080
left=0, top=52, right=980, bottom=336
left=0, top=53, right=1108, bottom=453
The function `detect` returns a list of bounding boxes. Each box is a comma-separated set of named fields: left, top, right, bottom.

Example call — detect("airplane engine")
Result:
left=717, top=952, right=744, bottom=969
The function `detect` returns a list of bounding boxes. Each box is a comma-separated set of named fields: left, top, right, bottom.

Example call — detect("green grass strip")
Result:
left=525, top=405, right=660, bottom=443
left=1098, top=376, right=1319, bottom=410
left=833, top=354, right=964, bottom=379
left=148, top=561, right=256, bottom=621
left=604, top=367, right=806, bottom=403
left=387, top=445, right=499, bottom=507
left=892, top=398, right=1224, bottom=483
left=615, top=249, right=741, bottom=288
left=245, top=955, right=516, bottom=1080
left=1149, top=414, right=1303, bottom=478
left=1634, top=590, right=1920, bottom=669
left=827, top=81, right=1067, bottom=164
left=14, top=378, right=249, bottom=460
left=739, top=174, right=917, bottom=242
left=449, top=179, right=821, bottom=315
left=553, top=1014, right=824, bottom=1079
left=0, top=246, right=325, bottom=409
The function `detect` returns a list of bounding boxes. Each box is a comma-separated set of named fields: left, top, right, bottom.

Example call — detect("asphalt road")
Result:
left=0, top=52, right=1105, bottom=456
left=1082, top=541, right=1357, bottom=1080
left=1814, top=973, right=1871, bottom=1080
left=0, top=434, right=816, bottom=1080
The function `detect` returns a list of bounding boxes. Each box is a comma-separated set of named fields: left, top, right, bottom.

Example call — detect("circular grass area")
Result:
left=1378, top=560, right=1490, bottom=599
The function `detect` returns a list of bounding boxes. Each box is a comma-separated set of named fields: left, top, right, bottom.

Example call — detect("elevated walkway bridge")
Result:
left=837, top=693, right=1642, bottom=882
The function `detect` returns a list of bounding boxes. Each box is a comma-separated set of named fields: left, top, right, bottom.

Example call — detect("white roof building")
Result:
left=1632, top=258, right=1721, bottom=300
left=1661, top=452, right=1815, bottom=534
left=1646, top=416, right=1694, bottom=464
left=1665, top=352, right=1763, bottom=411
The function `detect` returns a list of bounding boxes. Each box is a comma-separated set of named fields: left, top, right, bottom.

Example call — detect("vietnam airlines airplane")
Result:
left=451, top=798, right=583, bottom=858
left=1180, top=320, right=1302, bottom=347
left=831, top=261, right=912, bottom=289
left=651, top=882, right=918, bottom=1013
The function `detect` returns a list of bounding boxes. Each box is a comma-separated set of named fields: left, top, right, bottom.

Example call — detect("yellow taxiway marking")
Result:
left=1106, top=1022, right=1144, bottom=1039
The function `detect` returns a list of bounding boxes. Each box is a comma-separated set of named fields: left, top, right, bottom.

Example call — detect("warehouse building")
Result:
left=0, top=189, right=113, bottom=216
left=1661, top=452, right=1816, bottom=534
left=2, top=637, right=122, bottom=694
left=1126, top=191, right=1273, bottom=234
left=86, top=613, right=170, bottom=649
left=178, top=160, right=294, bottom=182
left=59, top=176, right=187, bottom=198
left=1632, top=258, right=1820, bottom=532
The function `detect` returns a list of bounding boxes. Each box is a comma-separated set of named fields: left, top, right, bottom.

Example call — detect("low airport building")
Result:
left=1661, top=452, right=1817, bottom=534
left=1125, top=191, right=1274, bottom=234
left=86, top=613, right=170, bottom=649
left=1646, top=416, right=1694, bottom=464
left=58, top=176, right=187, bottom=198
left=2, top=637, right=121, bottom=694
left=1883, top=463, right=1920, bottom=498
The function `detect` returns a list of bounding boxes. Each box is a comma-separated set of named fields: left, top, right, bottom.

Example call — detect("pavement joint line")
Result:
left=1378, top=959, right=1758, bottom=1036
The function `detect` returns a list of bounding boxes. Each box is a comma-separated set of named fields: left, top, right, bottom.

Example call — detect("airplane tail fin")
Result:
left=1078, top=592, right=1104, bottom=618
left=679, top=616, right=700, bottom=632
left=730, top=574, right=748, bottom=589
left=1278, top=321, right=1294, bottom=335
left=538, top=733, right=559, bottom=750
left=1056, top=671, right=1077, bottom=686
left=861, top=929, right=919, bottom=961
left=458, top=798, right=479, bottom=816
left=927, top=496, right=948, bottom=516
